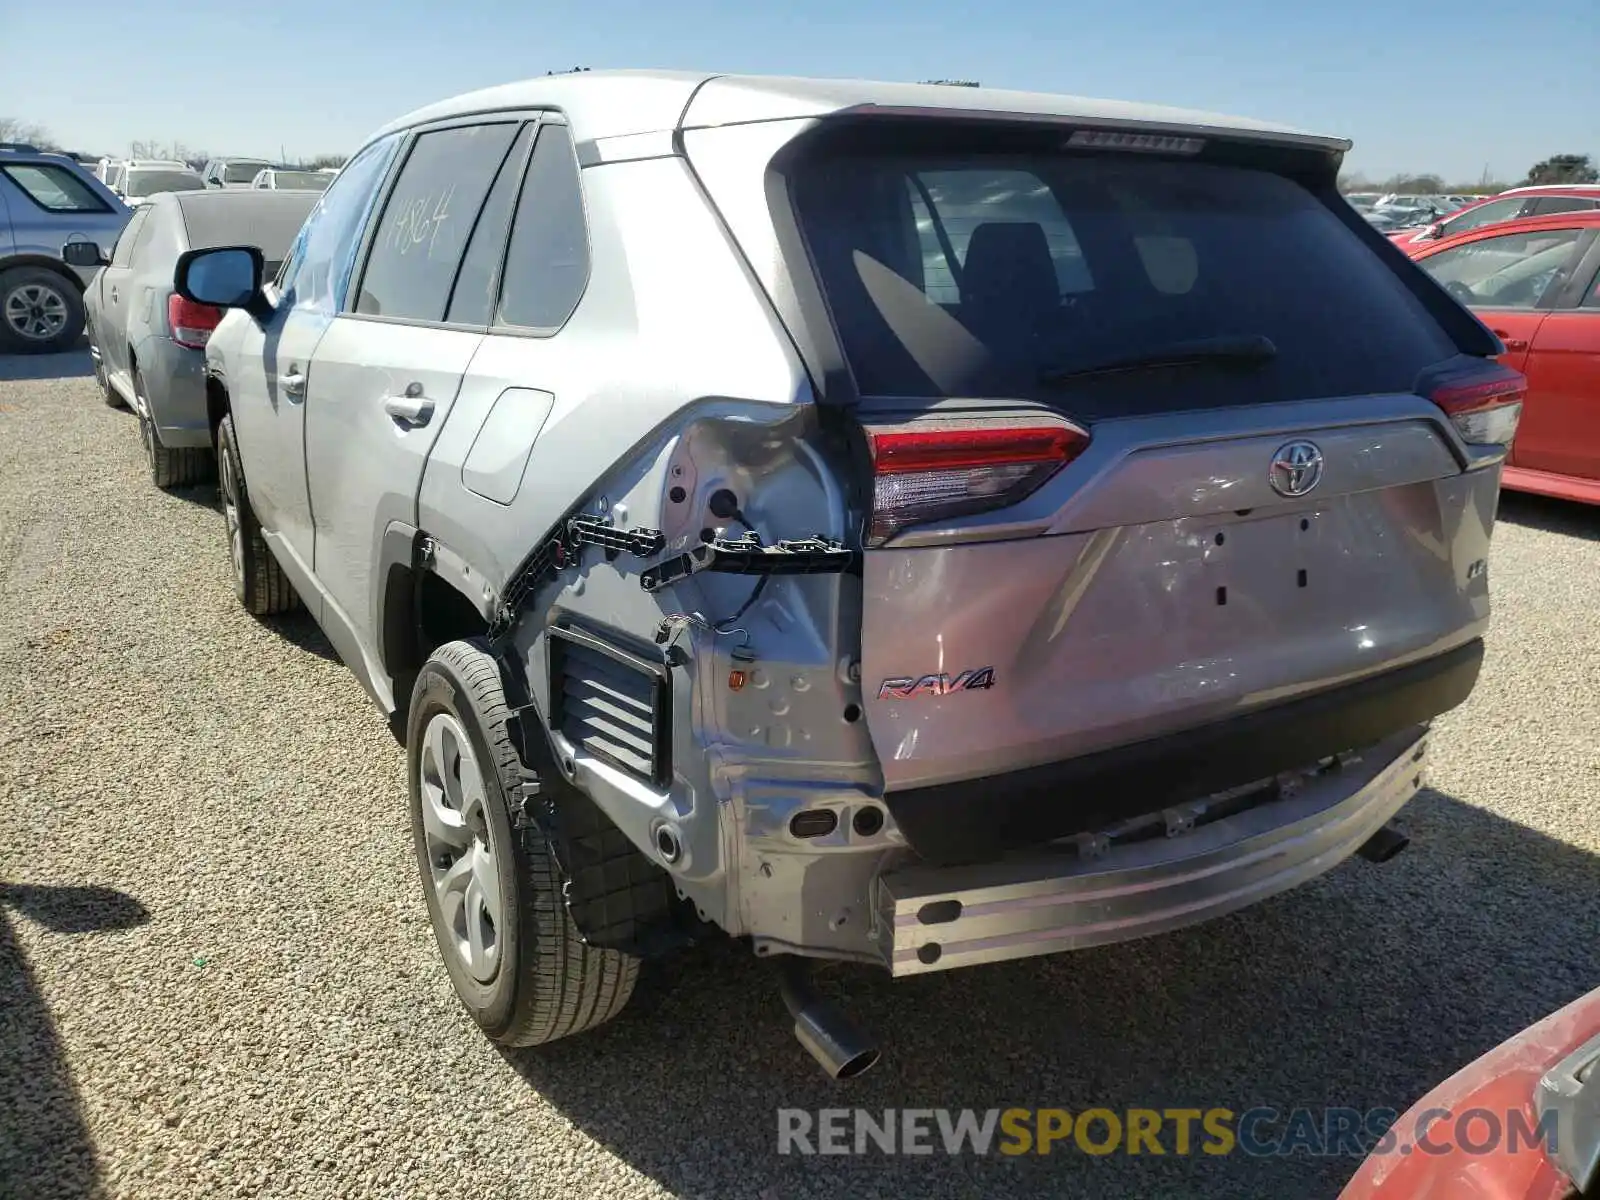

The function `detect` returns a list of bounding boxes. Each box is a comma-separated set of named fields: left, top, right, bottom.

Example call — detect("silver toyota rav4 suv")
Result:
left=181, top=71, right=1519, bottom=1078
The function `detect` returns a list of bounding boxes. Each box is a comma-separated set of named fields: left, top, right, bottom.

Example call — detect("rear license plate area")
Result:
left=1199, top=508, right=1323, bottom=611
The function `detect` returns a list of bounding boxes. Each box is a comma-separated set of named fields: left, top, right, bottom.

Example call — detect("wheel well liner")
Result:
left=380, top=543, right=490, bottom=733
left=205, top=375, right=230, bottom=440
left=0, top=255, right=86, bottom=292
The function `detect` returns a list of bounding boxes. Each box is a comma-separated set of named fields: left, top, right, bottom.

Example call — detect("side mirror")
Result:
left=174, top=245, right=264, bottom=311
left=62, top=240, right=109, bottom=268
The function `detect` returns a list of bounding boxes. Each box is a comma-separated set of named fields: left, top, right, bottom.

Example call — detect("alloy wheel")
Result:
left=3, top=282, right=69, bottom=343
left=418, top=713, right=503, bottom=984
left=88, top=326, right=107, bottom=388
left=218, top=443, right=245, bottom=587
left=136, top=378, right=156, bottom=468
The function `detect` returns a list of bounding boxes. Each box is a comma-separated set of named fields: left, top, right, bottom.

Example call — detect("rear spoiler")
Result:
left=831, top=103, right=1353, bottom=157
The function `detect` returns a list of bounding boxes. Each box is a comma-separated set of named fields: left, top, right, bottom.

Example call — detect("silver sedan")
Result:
left=65, top=189, right=318, bottom=488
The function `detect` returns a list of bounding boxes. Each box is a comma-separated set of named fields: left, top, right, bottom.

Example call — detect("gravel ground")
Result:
left=2, top=350, right=1597, bottom=1200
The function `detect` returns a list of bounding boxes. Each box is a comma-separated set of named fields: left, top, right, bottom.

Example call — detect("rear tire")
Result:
left=0, top=266, right=85, bottom=354
left=88, top=319, right=122, bottom=408
left=409, top=639, right=639, bottom=1047
left=137, top=369, right=211, bottom=489
left=216, top=414, right=296, bottom=615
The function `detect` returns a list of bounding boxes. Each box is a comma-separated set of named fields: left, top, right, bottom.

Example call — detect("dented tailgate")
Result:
left=860, top=404, right=1496, bottom=793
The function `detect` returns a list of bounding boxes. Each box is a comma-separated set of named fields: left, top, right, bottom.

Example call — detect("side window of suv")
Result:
left=1530, top=196, right=1600, bottom=216
left=276, top=133, right=401, bottom=313
left=1585, top=264, right=1600, bottom=309
left=495, top=123, right=590, bottom=330
left=445, top=123, right=534, bottom=326
left=0, top=162, right=111, bottom=213
left=1418, top=228, right=1586, bottom=309
left=1441, top=196, right=1523, bottom=238
left=353, top=122, right=520, bottom=322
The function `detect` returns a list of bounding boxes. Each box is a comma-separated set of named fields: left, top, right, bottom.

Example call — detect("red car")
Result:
left=1340, top=983, right=1600, bottom=1199
left=1407, top=210, right=1600, bottom=505
left=1388, top=186, right=1600, bottom=249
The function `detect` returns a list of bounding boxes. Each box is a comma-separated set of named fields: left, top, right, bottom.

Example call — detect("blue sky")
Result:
left=3, top=0, right=1594, bottom=183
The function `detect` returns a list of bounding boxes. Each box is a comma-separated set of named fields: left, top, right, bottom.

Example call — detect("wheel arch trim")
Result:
left=0, top=254, right=87, bottom=292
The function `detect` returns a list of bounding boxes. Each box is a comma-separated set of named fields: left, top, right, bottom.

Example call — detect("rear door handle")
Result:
left=109, top=286, right=119, bottom=303
left=281, top=371, right=307, bottom=399
left=1491, top=330, right=1529, bottom=351
left=383, top=393, right=435, bottom=428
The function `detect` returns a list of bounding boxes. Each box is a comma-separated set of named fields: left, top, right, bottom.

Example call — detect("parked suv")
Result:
left=0, top=143, right=129, bottom=353
left=117, top=164, right=206, bottom=209
left=182, top=72, right=1516, bottom=1077
left=104, top=159, right=189, bottom=201
left=201, top=157, right=274, bottom=190
left=249, top=167, right=332, bottom=192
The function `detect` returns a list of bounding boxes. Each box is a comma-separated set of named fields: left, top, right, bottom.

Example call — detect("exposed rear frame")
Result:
left=547, top=623, right=674, bottom=789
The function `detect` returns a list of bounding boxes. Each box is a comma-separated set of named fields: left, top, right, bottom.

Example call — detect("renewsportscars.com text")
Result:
left=776, top=1106, right=1558, bottom=1158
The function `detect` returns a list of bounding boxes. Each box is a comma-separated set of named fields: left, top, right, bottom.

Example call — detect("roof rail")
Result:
left=0, top=141, right=42, bottom=153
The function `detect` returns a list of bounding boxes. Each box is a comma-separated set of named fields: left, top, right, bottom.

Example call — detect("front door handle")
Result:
left=1491, top=330, right=1529, bottom=351
left=109, top=286, right=119, bottom=304
left=281, top=371, right=307, bottom=399
left=383, top=392, right=435, bottom=428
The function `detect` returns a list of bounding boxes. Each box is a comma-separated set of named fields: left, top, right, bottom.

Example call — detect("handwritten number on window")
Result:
left=388, top=184, right=457, bottom=258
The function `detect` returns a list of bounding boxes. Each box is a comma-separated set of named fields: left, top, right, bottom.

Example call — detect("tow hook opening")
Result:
left=1356, top=821, right=1410, bottom=864
left=775, top=957, right=880, bottom=1081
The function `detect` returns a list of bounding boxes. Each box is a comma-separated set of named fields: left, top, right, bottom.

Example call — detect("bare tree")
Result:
left=0, top=117, right=61, bottom=150
left=128, top=139, right=199, bottom=162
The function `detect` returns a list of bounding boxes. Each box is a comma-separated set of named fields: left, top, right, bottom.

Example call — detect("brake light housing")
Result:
left=1066, top=129, right=1205, bottom=155
left=167, top=293, right=222, bottom=350
left=1425, top=359, right=1526, bottom=447
left=865, top=418, right=1090, bottom=544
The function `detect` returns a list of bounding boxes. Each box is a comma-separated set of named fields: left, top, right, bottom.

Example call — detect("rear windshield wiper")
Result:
left=1039, top=334, right=1278, bottom=384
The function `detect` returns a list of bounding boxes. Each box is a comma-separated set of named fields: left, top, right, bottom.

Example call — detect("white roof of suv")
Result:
left=376, top=69, right=1348, bottom=152
left=1497, top=183, right=1600, bottom=195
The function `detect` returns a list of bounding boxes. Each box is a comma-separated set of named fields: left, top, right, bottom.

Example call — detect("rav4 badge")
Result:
left=877, top=668, right=997, bottom=701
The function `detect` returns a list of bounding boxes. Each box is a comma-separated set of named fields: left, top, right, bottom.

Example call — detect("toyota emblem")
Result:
left=1269, top=440, right=1324, bottom=498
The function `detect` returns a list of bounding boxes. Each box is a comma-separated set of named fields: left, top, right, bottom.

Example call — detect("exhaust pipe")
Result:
left=1356, top=822, right=1410, bottom=864
left=776, top=957, right=880, bottom=1080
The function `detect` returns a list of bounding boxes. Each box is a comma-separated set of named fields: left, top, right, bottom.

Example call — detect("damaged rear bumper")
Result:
left=875, top=725, right=1429, bottom=976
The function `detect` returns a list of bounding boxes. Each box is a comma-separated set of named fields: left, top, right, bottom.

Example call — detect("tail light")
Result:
left=865, top=419, right=1090, bottom=544
left=1425, top=359, right=1526, bottom=446
left=167, top=294, right=222, bottom=350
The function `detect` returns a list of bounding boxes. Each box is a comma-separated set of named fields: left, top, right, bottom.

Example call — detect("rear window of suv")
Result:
left=222, top=162, right=271, bottom=184
left=792, top=147, right=1457, bottom=417
left=125, top=169, right=205, bottom=198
